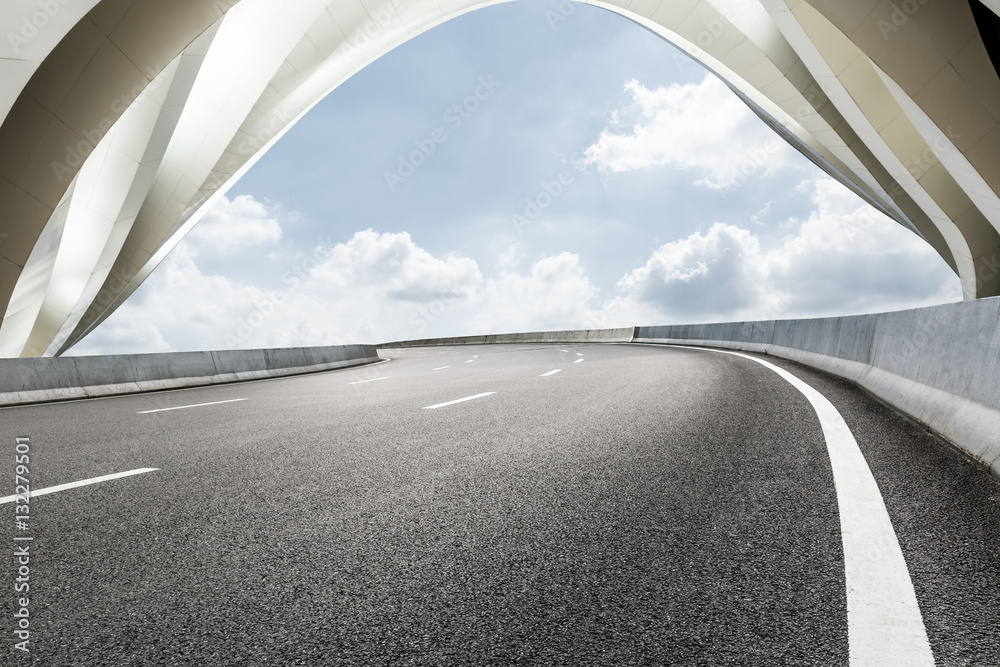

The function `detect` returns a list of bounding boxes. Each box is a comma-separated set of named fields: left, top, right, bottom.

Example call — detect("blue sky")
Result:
left=71, top=0, right=961, bottom=355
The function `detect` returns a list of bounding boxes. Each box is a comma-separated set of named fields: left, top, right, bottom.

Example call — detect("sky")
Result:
left=70, top=0, right=961, bottom=355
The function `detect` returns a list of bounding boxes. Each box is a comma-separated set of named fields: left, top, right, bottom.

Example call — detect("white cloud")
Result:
left=68, top=243, right=286, bottom=355
left=304, top=229, right=481, bottom=303
left=615, top=176, right=961, bottom=323
left=617, top=221, right=768, bottom=320
left=468, top=252, right=600, bottom=333
left=187, top=194, right=282, bottom=253
left=71, top=231, right=611, bottom=354
left=582, top=75, right=803, bottom=190
left=69, top=178, right=962, bottom=356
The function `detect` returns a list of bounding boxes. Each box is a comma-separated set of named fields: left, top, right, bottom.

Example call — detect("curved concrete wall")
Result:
left=378, top=327, right=635, bottom=348
left=0, top=343, right=379, bottom=406
left=634, top=297, right=1000, bottom=477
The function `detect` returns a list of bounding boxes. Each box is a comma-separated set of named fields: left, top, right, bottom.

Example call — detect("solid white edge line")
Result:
left=670, top=344, right=933, bottom=665
left=540, top=369, right=562, bottom=377
left=348, top=376, right=390, bottom=385
left=0, top=468, right=160, bottom=504
left=422, top=392, right=495, bottom=410
left=432, top=366, right=451, bottom=371
left=137, top=398, right=247, bottom=414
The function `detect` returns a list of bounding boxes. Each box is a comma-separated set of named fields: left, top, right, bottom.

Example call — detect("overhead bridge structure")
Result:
left=2, top=0, right=1000, bottom=357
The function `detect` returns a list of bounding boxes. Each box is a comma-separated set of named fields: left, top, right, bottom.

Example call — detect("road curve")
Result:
left=3, top=343, right=999, bottom=665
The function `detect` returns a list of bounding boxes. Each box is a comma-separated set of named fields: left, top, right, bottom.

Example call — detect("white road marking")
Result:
left=0, top=468, right=159, bottom=504
left=575, top=352, right=584, bottom=356
left=540, top=369, right=562, bottom=377
left=466, top=359, right=475, bottom=363
left=348, top=376, right=390, bottom=385
left=432, top=366, right=451, bottom=371
left=560, top=349, right=568, bottom=352
left=137, top=398, right=246, bottom=414
left=673, top=344, right=933, bottom=665
left=422, top=392, right=495, bottom=410
left=573, top=359, right=584, bottom=364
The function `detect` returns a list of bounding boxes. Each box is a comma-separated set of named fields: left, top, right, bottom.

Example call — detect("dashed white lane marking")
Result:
left=560, top=349, right=568, bottom=353
left=137, top=398, right=246, bottom=414
left=466, top=359, right=475, bottom=363
left=675, top=345, right=933, bottom=665
left=0, top=468, right=159, bottom=504
left=348, top=377, right=390, bottom=385
left=575, top=352, right=584, bottom=356
left=422, top=392, right=495, bottom=410
left=573, top=359, right=584, bottom=364
left=432, top=366, right=451, bottom=371
left=540, top=369, right=562, bottom=377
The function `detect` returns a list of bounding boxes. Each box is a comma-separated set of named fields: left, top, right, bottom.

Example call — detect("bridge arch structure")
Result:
left=2, top=0, right=1000, bottom=357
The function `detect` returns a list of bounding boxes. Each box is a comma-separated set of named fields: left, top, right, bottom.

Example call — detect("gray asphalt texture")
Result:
left=2, top=343, right=999, bottom=665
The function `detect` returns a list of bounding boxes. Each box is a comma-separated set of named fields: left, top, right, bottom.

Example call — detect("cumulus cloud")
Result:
left=617, top=222, right=768, bottom=319
left=468, top=252, right=599, bottom=333
left=69, top=178, right=962, bottom=357
left=69, top=243, right=290, bottom=355
left=305, top=229, right=481, bottom=303
left=615, top=176, right=961, bottom=323
left=187, top=194, right=282, bottom=253
left=582, top=75, right=803, bottom=190
left=71, top=229, right=609, bottom=354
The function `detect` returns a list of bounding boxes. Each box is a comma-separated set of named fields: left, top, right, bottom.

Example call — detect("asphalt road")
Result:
left=2, top=343, right=999, bottom=665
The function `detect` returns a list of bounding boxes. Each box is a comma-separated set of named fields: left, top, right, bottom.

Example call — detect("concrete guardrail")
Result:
left=378, top=328, right=635, bottom=348
left=634, top=297, right=1000, bottom=477
left=4, top=302, right=997, bottom=479
left=0, top=344, right=380, bottom=406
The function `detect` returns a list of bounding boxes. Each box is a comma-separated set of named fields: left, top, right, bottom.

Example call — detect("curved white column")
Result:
left=1, top=0, right=1000, bottom=356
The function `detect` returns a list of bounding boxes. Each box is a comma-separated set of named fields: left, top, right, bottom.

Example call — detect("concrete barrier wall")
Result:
left=0, top=344, right=380, bottom=406
left=5, top=303, right=996, bottom=478
left=379, top=328, right=636, bottom=348
left=634, top=297, right=1000, bottom=476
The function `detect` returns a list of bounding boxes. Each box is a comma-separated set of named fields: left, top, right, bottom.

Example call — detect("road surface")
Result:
left=3, top=343, right=999, bottom=665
